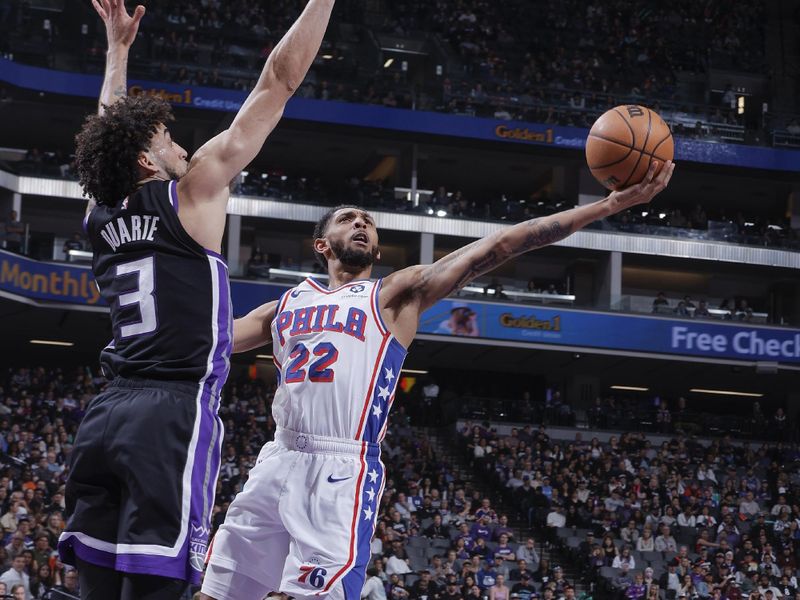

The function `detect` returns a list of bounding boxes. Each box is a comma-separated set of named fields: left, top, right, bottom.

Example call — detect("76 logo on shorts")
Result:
left=298, top=565, right=328, bottom=588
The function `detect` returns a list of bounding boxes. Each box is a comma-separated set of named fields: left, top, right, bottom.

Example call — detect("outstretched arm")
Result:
left=85, top=0, right=144, bottom=220
left=181, top=0, right=335, bottom=200
left=93, top=0, right=145, bottom=116
left=382, top=162, right=675, bottom=342
left=233, top=301, right=277, bottom=353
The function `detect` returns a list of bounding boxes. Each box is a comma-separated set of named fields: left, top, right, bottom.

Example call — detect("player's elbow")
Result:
left=269, top=53, right=301, bottom=94
left=492, top=236, right=516, bottom=261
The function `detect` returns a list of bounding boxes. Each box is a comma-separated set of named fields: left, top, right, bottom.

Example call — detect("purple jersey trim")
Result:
left=169, top=180, right=179, bottom=212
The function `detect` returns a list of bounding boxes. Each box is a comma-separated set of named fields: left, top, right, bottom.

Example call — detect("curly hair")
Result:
left=74, top=95, right=175, bottom=207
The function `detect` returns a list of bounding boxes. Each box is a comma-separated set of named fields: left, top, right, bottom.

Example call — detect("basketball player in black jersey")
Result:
left=57, top=1, right=337, bottom=598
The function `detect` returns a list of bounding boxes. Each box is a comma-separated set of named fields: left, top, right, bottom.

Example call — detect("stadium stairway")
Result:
left=420, top=427, right=588, bottom=596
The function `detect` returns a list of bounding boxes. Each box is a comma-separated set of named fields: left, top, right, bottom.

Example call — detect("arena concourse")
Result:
left=0, top=0, right=799, bottom=599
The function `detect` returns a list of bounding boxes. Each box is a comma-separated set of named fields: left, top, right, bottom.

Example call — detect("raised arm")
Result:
left=181, top=0, right=335, bottom=200
left=381, top=161, right=675, bottom=345
left=85, top=0, right=144, bottom=220
left=233, top=301, right=278, bottom=353
left=93, top=0, right=145, bottom=116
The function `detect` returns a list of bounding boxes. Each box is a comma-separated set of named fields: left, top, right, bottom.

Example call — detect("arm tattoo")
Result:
left=414, top=217, right=574, bottom=300
left=113, top=86, right=127, bottom=97
left=515, top=219, right=572, bottom=253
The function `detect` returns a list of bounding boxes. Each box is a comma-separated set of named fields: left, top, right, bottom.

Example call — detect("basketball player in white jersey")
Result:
left=200, top=161, right=675, bottom=600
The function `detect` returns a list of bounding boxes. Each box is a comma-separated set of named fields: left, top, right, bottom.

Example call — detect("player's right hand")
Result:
left=605, top=160, right=675, bottom=215
left=92, top=0, right=145, bottom=50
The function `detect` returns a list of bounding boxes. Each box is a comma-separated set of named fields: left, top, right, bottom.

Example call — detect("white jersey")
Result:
left=271, top=277, right=407, bottom=443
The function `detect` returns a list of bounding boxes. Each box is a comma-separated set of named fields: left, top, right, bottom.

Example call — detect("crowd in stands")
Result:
left=461, top=420, right=800, bottom=600
left=3, top=362, right=800, bottom=600
left=651, top=294, right=762, bottom=323
left=5, top=146, right=796, bottom=253
left=586, top=397, right=796, bottom=442
left=0, top=366, right=101, bottom=599
left=1, top=0, right=787, bottom=144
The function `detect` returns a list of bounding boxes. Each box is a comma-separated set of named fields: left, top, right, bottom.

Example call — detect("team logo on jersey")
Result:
left=189, top=523, right=210, bottom=572
left=349, top=284, right=366, bottom=293
left=291, top=289, right=311, bottom=298
left=121, top=198, right=129, bottom=210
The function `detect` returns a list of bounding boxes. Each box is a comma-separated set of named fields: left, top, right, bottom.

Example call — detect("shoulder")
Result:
left=381, top=265, right=426, bottom=301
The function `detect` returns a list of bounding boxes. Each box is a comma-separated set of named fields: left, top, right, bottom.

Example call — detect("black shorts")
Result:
left=58, top=377, right=223, bottom=584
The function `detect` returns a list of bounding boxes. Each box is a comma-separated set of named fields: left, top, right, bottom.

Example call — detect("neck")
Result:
left=326, top=263, right=372, bottom=288
left=136, top=173, right=169, bottom=187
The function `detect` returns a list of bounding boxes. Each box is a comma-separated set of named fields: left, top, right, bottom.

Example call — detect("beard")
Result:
left=329, top=238, right=377, bottom=269
left=164, top=161, right=188, bottom=180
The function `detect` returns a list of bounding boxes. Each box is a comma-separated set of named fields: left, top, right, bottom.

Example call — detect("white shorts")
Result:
left=202, top=428, right=385, bottom=600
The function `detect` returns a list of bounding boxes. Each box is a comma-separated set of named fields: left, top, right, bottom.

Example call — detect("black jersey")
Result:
left=86, top=180, right=232, bottom=383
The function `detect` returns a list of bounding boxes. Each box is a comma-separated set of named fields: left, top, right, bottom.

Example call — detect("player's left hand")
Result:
left=92, top=0, right=145, bottom=50
left=605, top=160, right=675, bottom=215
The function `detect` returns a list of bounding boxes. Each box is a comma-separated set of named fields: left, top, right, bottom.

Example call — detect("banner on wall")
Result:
left=2, top=59, right=800, bottom=172
left=419, top=298, right=800, bottom=364
left=3, top=251, right=798, bottom=364
left=0, top=251, right=103, bottom=306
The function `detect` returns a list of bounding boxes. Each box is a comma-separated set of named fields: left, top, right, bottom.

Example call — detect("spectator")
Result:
left=694, top=300, right=711, bottom=318
left=424, top=514, right=449, bottom=540
left=477, top=560, right=499, bottom=590
left=627, top=573, right=647, bottom=600
left=653, top=292, right=670, bottom=313
left=511, top=573, right=537, bottom=600
left=613, top=547, right=637, bottom=570
left=410, top=570, right=439, bottom=600
left=660, top=563, right=681, bottom=599
left=613, top=564, right=634, bottom=592
left=489, top=574, right=510, bottom=600
left=362, top=567, right=388, bottom=600
left=62, top=233, right=84, bottom=255
left=656, top=526, right=678, bottom=553
left=637, top=528, right=655, bottom=552
left=0, top=555, right=30, bottom=598
left=441, top=578, right=462, bottom=600
left=516, top=539, right=540, bottom=571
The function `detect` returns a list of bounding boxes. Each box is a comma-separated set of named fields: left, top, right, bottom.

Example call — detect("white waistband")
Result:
left=275, top=427, right=379, bottom=456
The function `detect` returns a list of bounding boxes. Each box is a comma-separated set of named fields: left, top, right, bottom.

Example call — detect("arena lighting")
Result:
left=383, top=58, right=394, bottom=68
left=29, top=339, right=74, bottom=347
left=689, top=388, right=763, bottom=398
left=436, top=209, right=447, bottom=217
left=641, top=211, right=648, bottom=217
left=256, top=354, right=274, bottom=360
left=658, top=213, right=667, bottom=219
left=610, top=385, right=650, bottom=392
left=321, top=54, right=334, bottom=60
left=401, top=369, right=429, bottom=375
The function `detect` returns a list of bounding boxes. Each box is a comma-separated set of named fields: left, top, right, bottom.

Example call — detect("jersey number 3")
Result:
left=116, top=256, right=157, bottom=338
left=285, top=342, right=339, bottom=383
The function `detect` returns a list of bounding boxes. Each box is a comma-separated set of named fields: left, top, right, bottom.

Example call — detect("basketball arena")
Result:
left=0, top=1, right=799, bottom=599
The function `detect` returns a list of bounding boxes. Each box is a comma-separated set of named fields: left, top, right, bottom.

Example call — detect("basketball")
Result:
left=585, top=105, right=674, bottom=191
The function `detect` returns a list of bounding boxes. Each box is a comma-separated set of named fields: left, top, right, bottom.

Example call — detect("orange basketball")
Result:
left=585, top=105, right=674, bottom=191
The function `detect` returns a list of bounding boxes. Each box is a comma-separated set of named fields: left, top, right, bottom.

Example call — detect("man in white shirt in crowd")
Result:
left=0, top=555, right=30, bottom=598
left=546, top=504, right=566, bottom=529
left=362, top=568, right=388, bottom=600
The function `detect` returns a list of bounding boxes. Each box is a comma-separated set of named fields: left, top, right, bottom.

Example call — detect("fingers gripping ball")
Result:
left=586, top=105, right=674, bottom=191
